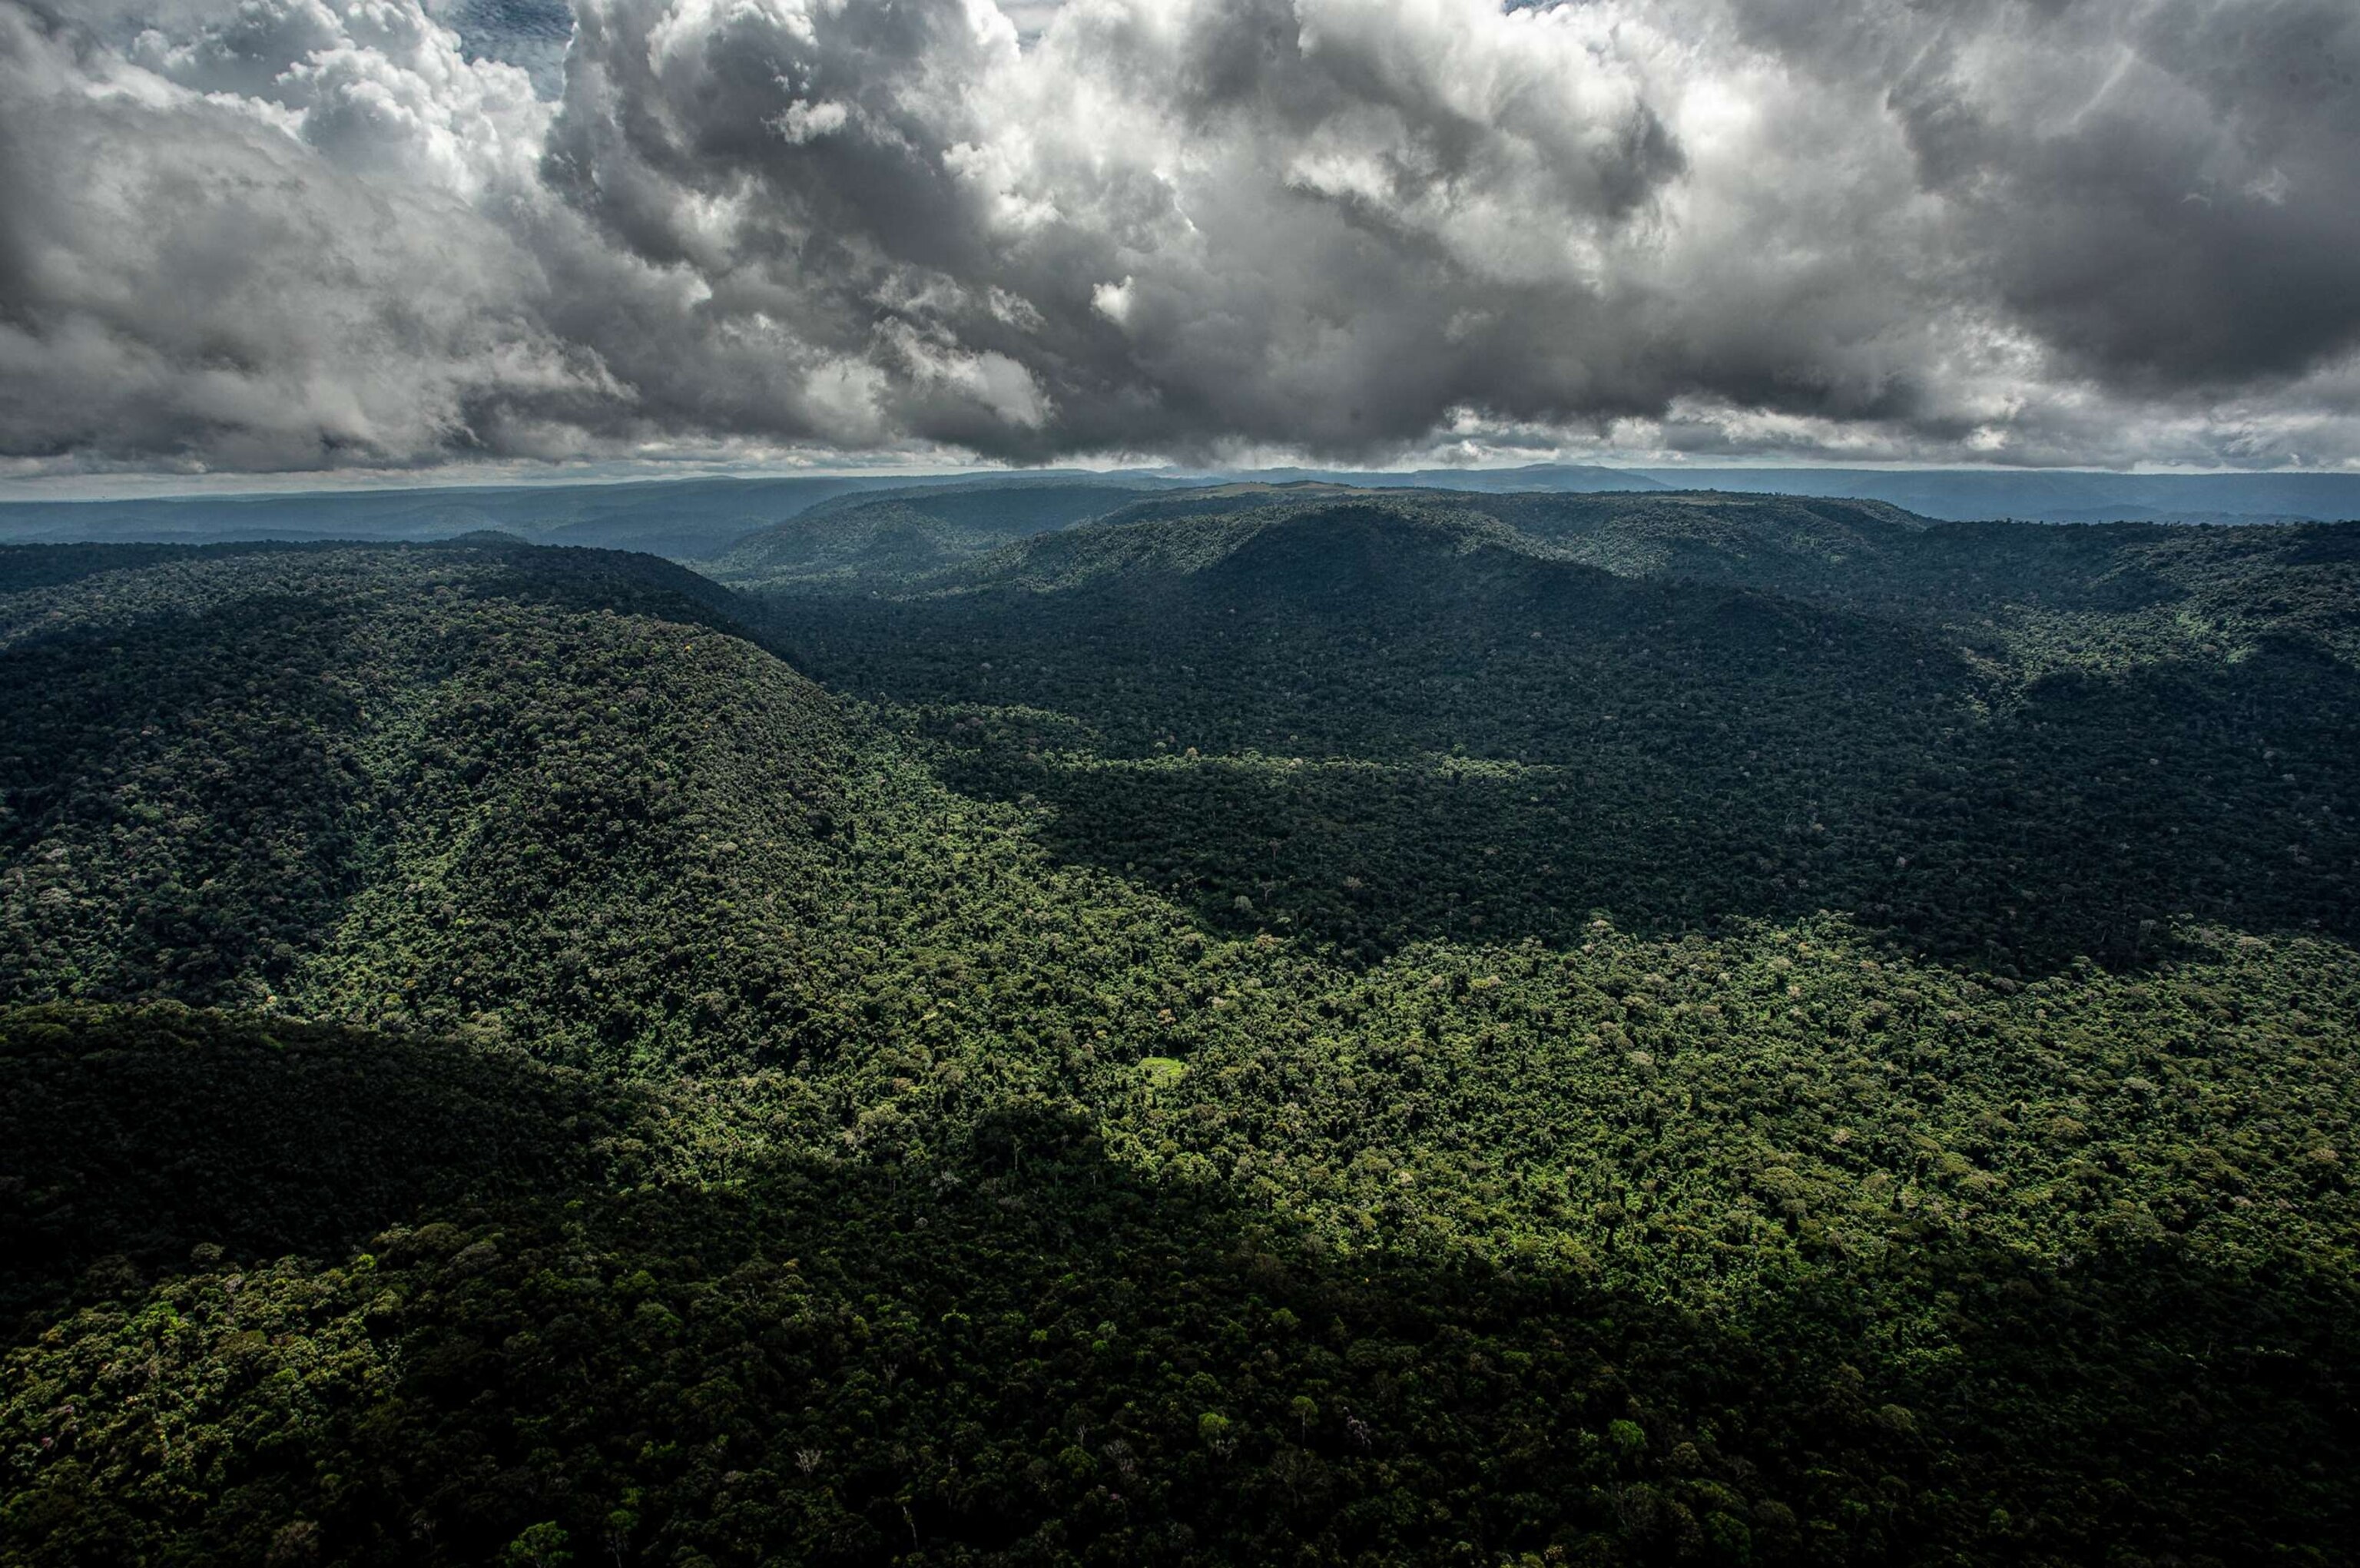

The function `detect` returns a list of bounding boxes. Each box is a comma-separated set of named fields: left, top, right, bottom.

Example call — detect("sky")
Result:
left=4, top=0, right=2359, bottom=482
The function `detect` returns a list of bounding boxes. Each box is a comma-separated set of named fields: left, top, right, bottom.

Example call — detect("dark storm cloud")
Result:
left=3, top=0, right=2358, bottom=473
left=1872, top=0, right=2360, bottom=388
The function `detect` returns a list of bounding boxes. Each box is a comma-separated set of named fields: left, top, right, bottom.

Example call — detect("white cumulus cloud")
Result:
left=5, top=0, right=2359, bottom=473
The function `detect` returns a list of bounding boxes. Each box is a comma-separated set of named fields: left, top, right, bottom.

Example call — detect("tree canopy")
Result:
left=2, top=500, right=2355, bottom=1566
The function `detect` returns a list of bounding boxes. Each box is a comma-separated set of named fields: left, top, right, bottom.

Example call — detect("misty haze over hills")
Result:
left=1635, top=468, right=2360, bottom=525
left=5, top=468, right=2356, bottom=556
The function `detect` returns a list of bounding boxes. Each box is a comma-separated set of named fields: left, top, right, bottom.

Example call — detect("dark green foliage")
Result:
left=5, top=1017, right=2352, bottom=1567
left=0, top=1004, right=647, bottom=1329
left=0, top=539, right=844, bottom=1066
left=759, top=500, right=2360, bottom=970
left=0, top=513, right=2356, bottom=1566
left=0, top=588, right=380, bottom=1003
left=1479, top=494, right=2360, bottom=658
left=713, top=486, right=1157, bottom=593
left=793, top=483, right=1159, bottom=532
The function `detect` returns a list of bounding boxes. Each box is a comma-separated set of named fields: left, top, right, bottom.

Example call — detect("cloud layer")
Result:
left=5, top=0, right=2360, bottom=472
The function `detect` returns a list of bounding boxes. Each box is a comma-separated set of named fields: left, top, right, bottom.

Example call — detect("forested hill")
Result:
left=920, top=484, right=2357, bottom=651
left=709, top=483, right=1174, bottom=591
left=0, top=538, right=864, bottom=1068
left=2, top=526, right=2357, bottom=1566
left=1072, top=487, right=1934, bottom=578
left=757, top=496, right=2359, bottom=973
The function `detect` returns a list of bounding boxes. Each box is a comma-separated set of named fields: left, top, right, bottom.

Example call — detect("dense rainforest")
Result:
left=0, top=493, right=2354, bottom=1568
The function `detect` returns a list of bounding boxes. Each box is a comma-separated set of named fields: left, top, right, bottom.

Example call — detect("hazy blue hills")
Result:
left=1641, top=466, right=2360, bottom=524
left=711, top=482, right=1195, bottom=591
left=10, top=466, right=2355, bottom=565
left=0, top=477, right=868, bottom=557
left=0, top=473, right=1182, bottom=560
left=1212, top=462, right=1666, bottom=494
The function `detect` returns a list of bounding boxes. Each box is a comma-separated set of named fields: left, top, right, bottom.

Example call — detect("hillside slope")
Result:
left=0, top=539, right=870, bottom=1069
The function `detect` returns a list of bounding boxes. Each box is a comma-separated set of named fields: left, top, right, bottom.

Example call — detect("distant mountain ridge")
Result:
left=761, top=483, right=2357, bottom=662
left=711, top=482, right=1188, bottom=591
left=0, top=472, right=1185, bottom=559
left=932, top=496, right=1533, bottom=595
left=1208, top=462, right=1664, bottom=494
left=0, top=476, right=871, bottom=557
left=12, top=464, right=2353, bottom=559
left=754, top=490, right=2360, bottom=974
left=1636, top=466, right=2360, bottom=523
